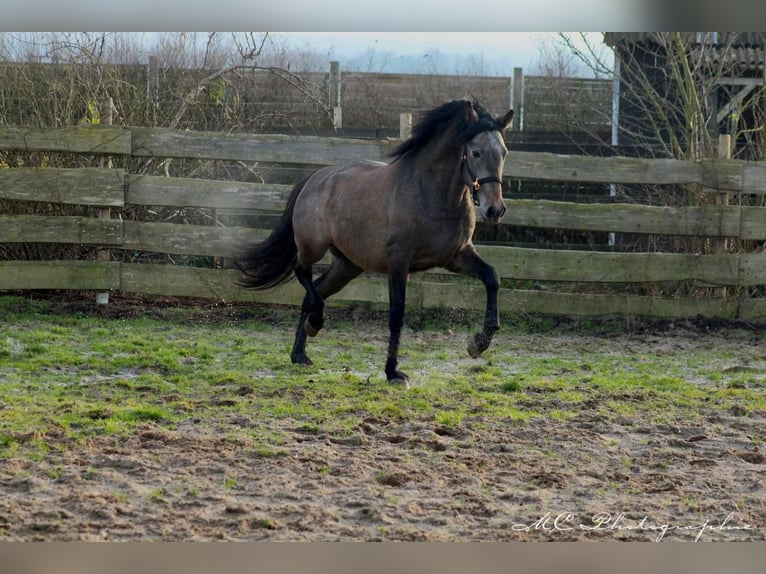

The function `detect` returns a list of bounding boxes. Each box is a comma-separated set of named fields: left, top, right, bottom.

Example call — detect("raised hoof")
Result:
left=304, top=317, right=321, bottom=337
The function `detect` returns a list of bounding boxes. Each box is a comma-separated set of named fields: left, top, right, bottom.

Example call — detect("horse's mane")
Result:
left=390, top=98, right=502, bottom=159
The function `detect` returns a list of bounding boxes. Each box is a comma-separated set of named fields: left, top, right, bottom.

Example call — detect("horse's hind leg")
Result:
left=290, top=254, right=362, bottom=365
left=293, top=262, right=324, bottom=337
left=291, top=284, right=317, bottom=365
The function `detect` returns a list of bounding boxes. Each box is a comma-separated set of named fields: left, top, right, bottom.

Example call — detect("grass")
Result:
left=0, top=295, right=764, bottom=461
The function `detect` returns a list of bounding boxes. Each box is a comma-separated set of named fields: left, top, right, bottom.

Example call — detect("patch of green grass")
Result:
left=435, top=410, right=464, bottom=427
left=146, top=488, right=165, bottom=503
left=117, top=406, right=168, bottom=423
left=256, top=445, right=288, bottom=458
left=2, top=295, right=764, bottom=466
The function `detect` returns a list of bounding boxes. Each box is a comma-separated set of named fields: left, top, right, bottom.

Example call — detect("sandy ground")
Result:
left=0, top=306, right=764, bottom=542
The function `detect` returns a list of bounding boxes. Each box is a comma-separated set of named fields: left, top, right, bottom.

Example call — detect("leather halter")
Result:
left=461, top=144, right=503, bottom=206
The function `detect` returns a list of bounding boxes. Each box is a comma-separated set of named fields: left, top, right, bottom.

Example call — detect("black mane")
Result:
left=390, top=98, right=501, bottom=159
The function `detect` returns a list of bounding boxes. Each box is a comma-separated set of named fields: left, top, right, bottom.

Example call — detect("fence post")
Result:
left=512, top=67, right=524, bottom=131
left=716, top=133, right=735, bottom=303
left=147, top=55, right=159, bottom=124
left=96, top=97, right=115, bottom=306
left=399, top=113, right=412, bottom=140
left=329, top=61, right=342, bottom=129
left=512, top=67, right=524, bottom=196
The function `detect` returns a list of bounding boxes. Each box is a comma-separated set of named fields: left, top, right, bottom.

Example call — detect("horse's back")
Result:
left=292, top=160, right=394, bottom=272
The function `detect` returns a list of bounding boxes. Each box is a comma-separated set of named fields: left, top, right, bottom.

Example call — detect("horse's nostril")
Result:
left=487, top=204, right=506, bottom=220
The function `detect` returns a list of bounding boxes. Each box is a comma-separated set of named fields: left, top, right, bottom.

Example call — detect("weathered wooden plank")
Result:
left=3, top=214, right=745, bottom=286
left=700, top=160, right=744, bottom=191
left=738, top=252, right=766, bottom=286
left=0, top=126, right=131, bottom=154
left=506, top=289, right=736, bottom=318
left=125, top=175, right=293, bottom=210
left=119, top=264, right=260, bottom=301
left=417, top=282, right=738, bottom=319
left=119, top=263, right=389, bottom=305
left=122, top=221, right=268, bottom=257
left=131, top=128, right=393, bottom=165
left=0, top=168, right=125, bottom=206
left=0, top=258, right=743, bottom=320
left=117, top=262, right=739, bottom=319
left=480, top=245, right=740, bottom=285
left=123, top=183, right=766, bottom=240
left=739, top=208, right=766, bottom=240
left=120, top=263, right=337, bottom=305
left=0, top=260, right=121, bottom=290
left=0, top=215, right=123, bottom=245
left=506, top=150, right=703, bottom=185
left=502, top=200, right=745, bottom=238
left=506, top=152, right=751, bottom=192
left=742, top=163, right=766, bottom=194
left=737, top=297, right=766, bottom=322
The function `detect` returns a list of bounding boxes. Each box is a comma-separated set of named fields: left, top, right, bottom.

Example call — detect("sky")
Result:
left=272, top=32, right=610, bottom=77
left=2, top=2, right=654, bottom=33
left=1, top=0, right=750, bottom=35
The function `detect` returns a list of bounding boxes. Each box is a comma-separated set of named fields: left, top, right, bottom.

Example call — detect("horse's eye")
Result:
left=471, top=150, right=481, bottom=158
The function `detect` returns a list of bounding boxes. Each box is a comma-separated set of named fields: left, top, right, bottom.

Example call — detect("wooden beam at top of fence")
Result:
left=130, top=128, right=393, bottom=165
left=0, top=126, right=131, bottom=155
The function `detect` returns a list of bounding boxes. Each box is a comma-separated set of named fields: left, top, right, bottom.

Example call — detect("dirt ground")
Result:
left=1, top=299, right=764, bottom=542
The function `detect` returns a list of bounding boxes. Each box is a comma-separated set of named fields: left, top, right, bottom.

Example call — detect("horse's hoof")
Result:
left=387, top=370, right=411, bottom=387
left=304, top=318, right=321, bottom=337
left=467, top=336, right=481, bottom=358
left=467, top=334, right=485, bottom=358
left=291, top=352, right=313, bottom=366
left=388, top=376, right=411, bottom=388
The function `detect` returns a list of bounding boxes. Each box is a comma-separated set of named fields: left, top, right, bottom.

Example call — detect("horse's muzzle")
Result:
left=481, top=202, right=507, bottom=223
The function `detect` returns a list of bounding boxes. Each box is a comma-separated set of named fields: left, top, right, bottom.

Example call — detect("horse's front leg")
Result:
left=385, top=266, right=410, bottom=384
left=447, top=245, right=500, bottom=358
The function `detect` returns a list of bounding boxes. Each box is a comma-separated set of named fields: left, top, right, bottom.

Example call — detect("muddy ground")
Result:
left=1, top=299, right=764, bottom=542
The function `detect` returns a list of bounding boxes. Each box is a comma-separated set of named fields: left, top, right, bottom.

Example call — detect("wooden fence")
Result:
left=2, top=125, right=766, bottom=321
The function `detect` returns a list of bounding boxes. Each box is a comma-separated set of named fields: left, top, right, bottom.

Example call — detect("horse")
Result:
left=238, top=98, right=513, bottom=384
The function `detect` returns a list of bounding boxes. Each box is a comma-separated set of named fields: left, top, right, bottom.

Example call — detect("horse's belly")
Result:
left=334, top=237, right=390, bottom=274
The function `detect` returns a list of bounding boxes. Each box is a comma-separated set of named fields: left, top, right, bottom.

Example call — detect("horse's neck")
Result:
left=414, top=141, right=466, bottom=203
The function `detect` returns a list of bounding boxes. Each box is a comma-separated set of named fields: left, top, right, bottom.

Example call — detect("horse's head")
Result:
left=462, top=104, right=514, bottom=223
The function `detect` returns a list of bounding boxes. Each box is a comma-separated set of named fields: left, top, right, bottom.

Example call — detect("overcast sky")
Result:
left=273, top=32, right=609, bottom=77
left=2, top=2, right=652, bottom=32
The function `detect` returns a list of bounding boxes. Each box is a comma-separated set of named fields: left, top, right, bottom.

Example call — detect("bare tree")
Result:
left=0, top=32, right=339, bottom=265
left=558, top=32, right=765, bottom=161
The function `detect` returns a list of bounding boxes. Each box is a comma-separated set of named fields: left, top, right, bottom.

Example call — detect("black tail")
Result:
left=237, top=176, right=307, bottom=290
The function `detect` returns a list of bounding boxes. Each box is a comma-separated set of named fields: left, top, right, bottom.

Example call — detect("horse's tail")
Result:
left=237, top=176, right=308, bottom=290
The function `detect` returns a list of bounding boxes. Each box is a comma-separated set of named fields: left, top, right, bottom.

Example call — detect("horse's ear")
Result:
left=499, top=109, right=514, bottom=131
left=464, top=100, right=479, bottom=124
